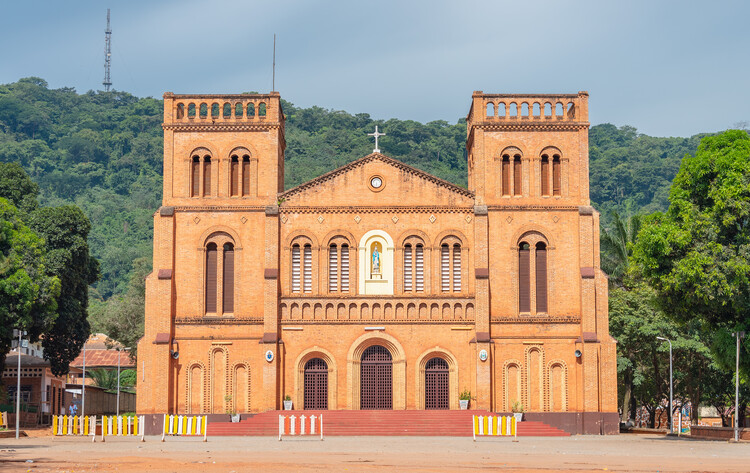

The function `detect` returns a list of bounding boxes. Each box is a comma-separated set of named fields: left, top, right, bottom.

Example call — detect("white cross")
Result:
left=368, top=126, right=386, bottom=153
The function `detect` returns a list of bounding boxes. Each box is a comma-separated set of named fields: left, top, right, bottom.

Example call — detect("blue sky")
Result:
left=1, top=0, right=748, bottom=137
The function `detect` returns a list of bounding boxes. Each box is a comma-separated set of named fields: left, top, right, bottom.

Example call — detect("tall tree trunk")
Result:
left=620, top=368, right=634, bottom=423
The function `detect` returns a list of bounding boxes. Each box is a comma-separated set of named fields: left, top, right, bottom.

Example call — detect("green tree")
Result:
left=27, top=206, right=99, bottom=376
left=0, top=162, right=39, bottom=213
left=632, top=130, right=750, bottom=373
left=0, top=198, right=60, bottom=368
left=601, top=212, right=642, bottom=287
left=89, top=257, right=149, bottom=357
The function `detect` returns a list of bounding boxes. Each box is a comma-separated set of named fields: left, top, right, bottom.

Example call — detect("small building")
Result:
left=2, top=353, right=70, bottom=422
left=68, top=333, right=135, bottom=386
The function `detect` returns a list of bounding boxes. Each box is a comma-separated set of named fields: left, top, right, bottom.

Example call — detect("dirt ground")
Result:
left=1, top=431, right=748, bottom=473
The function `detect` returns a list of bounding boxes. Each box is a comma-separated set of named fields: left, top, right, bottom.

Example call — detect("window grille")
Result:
left=191, top=157, right=200, bottom=197
left=341, top=244, right=350, bottom=292
left=205, top=243, right=218, bottom=312
left=441, top=244, right=450, bottom=292
left=403, top=244, right=413, bottom=292
left=519, top=243, right=531, bottom=312
left=536, top=242, right=548, bottom=313
left=552, top=155, right=561, bottom=196
left=502, top=156, right=510, bottom=196
left=329, top=244, right=338, bottom=292
left=303, top=244, right=312, bottom=293
left=242, top=156, right=250, bottom=196
left=452, top=244, right=462, bottom=292
left=415, top=244, right=424, bottom=292
left=541, top=155, right=550, bottom=196
left=230, top=157, right=239, bottom=196
left=223, top=243, right=234, bottom=313
left=291, top=245, right=301, bottom=293
left=513, top=155, right=522, bottom=196
left=203, top=157, right=212, bottom=196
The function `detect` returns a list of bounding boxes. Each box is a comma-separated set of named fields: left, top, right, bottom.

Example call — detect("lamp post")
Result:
left=732, top=331, right=745, bottom=442
left=657, top=336, right=673, bottom=434
left=116, top=347, right=131, bottom=416
left=13, top=329, right=26, bottom=440
left=81, top=343, right=86, bottom=421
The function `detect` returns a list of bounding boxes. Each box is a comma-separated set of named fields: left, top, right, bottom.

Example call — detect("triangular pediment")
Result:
left=280, top=153, right=474, bottom=207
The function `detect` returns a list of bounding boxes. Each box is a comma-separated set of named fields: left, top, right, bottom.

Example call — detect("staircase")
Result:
left=207, top=410, right=570, bottom=437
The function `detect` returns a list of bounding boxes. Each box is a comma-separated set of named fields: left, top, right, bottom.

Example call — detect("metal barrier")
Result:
left=101, top=415, right=145, bottom=442
left=1, top=412, right=7, bottom=429
left=52, top=415, right=97, bottom=441
left=278, top=414, right=323, bottom=441
left=472, top=415, right=517, bottom=441
left=161, top=414, right=207, bottom=442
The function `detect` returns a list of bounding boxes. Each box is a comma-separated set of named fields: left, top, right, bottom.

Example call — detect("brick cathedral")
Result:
left=137, top=91, right=618, bottom=434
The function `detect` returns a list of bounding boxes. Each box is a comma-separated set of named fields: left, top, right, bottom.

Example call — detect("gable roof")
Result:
left=279, top=153, right=474, bottom=200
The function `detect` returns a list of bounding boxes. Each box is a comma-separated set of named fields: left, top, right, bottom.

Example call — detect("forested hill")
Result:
left=0, top=77, right=706, bottom=301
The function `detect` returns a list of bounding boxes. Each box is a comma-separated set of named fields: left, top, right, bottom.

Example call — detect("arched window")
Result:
left=502, top=155, right=511, bottom=196
left=223, top=243, right=234, bottom=313
left=199, top=103, right=208, bottom=118
left=402, top=238, right=425, bottom=293
left=242, top=156, right=251, bottom=196
left=223, top=103, right=231, bottom=118
left=177, top=103, right=185, bottom=119
left=303, top=244, right=312, bottom=293
left=234, top=103, right=243, bottom=118
left=518, top=233, right=550, bottom=315
left=191, top=156, right=200, bottom=197
left=205, top=243, right=218, bottom=313
left=247, top=103, right=255, bottom=117
left=552, top=155, right=561, bottom=196
left=415, top=244, right=424, bottom=292
left=541, top=154, right=550, bottom=196
left=329, top=244, right=338, bottom=292
left=518, top=242, right=531, bottom=313
left=341, top=243, right=350, bottom=292
left=327, top=239, right=351, bottom=293
left=513, top=155, right=522, bottom=196
left=188, top=103, right=196, bottom=118
left=211, top=103, right=220, bottom=118
left=259, top=102, right=267, bottom=117
left=452, top=244, right=461, bottom=292
left=535, top=242, right=547, bottom=313
left=403, top=244, right=413, bottom=292
left=203, top=156, right=212, bottom=196
left=230, top=155, right=239, bottom=196
left=441, top=244, right=450, bottom=292
left=441, top=238, right=462, bottom=293
left=291, top=244, right=301, bottom=293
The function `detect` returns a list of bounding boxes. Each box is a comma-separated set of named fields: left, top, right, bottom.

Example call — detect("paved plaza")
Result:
left=1, top=433, right=748, bottom=472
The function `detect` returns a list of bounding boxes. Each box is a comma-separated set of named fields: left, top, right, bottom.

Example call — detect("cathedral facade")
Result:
left=137, top=91, right=618, bottom=434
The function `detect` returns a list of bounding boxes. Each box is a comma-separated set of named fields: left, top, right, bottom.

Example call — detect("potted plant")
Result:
left=511, top=401, right=524, bottom=422
left=283, top=394, right=293, bottom=410
left=459, top=389, right=471, bottom=410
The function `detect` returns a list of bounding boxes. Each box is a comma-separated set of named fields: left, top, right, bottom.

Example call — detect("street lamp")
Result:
left=116, top=347, right=131, bottom=416
left=731, top=331, right=745, bottom=442
left=13, top=329, right=26, bottom=440
left=657, top=336, right=673, bottom=434
left=81, top=343, right=86, bottom=422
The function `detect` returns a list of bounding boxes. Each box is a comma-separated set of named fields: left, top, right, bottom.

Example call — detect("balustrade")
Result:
left=280, top=296, right=475, bottom=322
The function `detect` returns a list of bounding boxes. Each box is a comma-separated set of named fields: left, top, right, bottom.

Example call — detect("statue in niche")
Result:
left=371, top=242, right=381, bottom=278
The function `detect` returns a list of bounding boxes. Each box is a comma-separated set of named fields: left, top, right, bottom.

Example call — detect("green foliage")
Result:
left=632, top=130, right=750, bottom=374
left=600, top=212, right=642, bottom=287
left=27, top=205, right=99, bottom=376
left=589, top=124, right=705, bottom=220
left=119, top=368, right=136, bottom=388
left=0, top=162, right=39, bottom=213
left=0, top=198, right=60, bottom=369
left=89, top=368, right=119, bottom=391
left=89, top=257, right=149, bottom=358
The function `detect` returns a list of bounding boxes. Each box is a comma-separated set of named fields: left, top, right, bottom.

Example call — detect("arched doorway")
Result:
left=424, top=357, right=449, bottom=410
left=304, top=358, right=328, bottom=410
left=361, top=345, right=392, bottom=409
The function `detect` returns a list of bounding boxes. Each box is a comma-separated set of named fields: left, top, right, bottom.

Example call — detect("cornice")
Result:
left=491, top=316, right=581, bottom=324
left=470, top=121, right=589, bottom=132
left=280, top=319, right=475, bottom=325
left=279, top=205, right=474, bottom=214
left=163, top=123, right=282, bottom=132
left=170, top=205, right=267, bottom=212
left=175, top=317, right=263, bottom=325
left=486, top=205, right=580, bottom=211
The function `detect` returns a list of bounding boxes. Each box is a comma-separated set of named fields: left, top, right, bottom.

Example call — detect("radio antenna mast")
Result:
left=103, top=8, right=112, bottom=92
left=272, top=33, right=276, bottom=92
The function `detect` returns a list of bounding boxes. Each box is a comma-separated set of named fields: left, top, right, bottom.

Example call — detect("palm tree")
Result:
left=600, top=211, right=642, bottom=287
left=88, top=368, right=119, bottom=391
